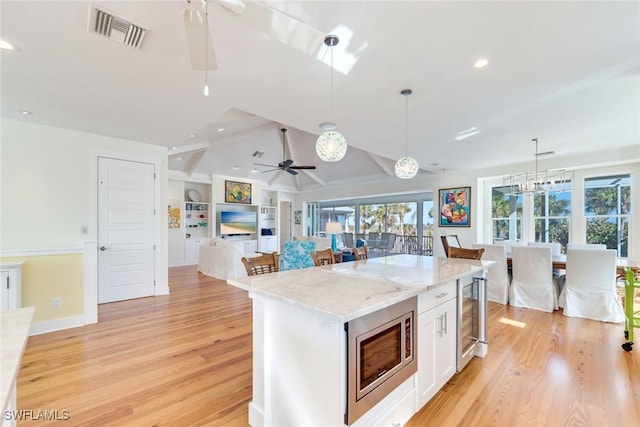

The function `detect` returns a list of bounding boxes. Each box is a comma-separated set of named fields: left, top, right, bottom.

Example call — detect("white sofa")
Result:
left=198, top=238, right=259, bottom=280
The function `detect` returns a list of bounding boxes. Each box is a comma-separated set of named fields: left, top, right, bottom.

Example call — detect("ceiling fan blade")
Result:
left=285, top=168, right=299, bottom=175
left=261, top=168, right=281, bottom=173
left=183, top=7, right=217, bottom=70
left=283, top=159, right=294, bottom=168
left=289, top=165, right=316, bottom=170
left=254, top=162, right=277, bottom=167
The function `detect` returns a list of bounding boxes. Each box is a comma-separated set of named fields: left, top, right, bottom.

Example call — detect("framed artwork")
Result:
left=225, top=180, right=252, bottom=204
left=294, top=210, right=302, bottom=225
left=168, top=199, right=181, bottom=229
left=438, top=186, right=471, bottom=227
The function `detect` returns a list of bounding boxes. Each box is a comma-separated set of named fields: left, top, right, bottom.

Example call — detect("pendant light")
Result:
left=395, top=88, right=419, bottom=179
left=203, top=0, right=209, bottom=96
left=315, top=34, right=347, bottom=162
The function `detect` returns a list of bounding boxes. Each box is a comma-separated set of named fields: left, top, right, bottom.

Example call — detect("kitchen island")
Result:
left=228, top=254, right=491, bottom=426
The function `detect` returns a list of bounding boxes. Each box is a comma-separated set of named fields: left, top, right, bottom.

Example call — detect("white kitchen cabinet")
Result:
left=259, top=235, right=277, bottom=253
left=416, top=283, right=457, bottom=410
left=184, top=238, right=206, bottom=265
left=0, top=261, right=23, bottom=311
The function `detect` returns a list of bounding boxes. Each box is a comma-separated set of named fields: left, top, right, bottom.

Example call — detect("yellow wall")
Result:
left=0, top=254, right=83, bottom=322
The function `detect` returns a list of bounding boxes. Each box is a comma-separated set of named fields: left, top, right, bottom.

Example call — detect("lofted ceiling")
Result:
left=1, top=1, right=639, bottom=192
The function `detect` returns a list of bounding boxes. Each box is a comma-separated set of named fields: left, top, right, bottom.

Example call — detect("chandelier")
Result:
left=503, top=138, right=572, bottom=195
left=316, top=34, right=347, bottom=162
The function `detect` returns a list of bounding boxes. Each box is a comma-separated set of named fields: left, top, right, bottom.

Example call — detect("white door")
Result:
left=98, top=157, right=155, bottom=303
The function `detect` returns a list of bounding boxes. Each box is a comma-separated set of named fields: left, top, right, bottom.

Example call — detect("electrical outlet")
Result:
left=51, top=297, right=62, bottom=309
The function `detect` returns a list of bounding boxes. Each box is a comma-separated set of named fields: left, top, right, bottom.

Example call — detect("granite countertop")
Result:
left=228, top=255, right=492, bottom=322
left=1, top=306, right=34, bottom=412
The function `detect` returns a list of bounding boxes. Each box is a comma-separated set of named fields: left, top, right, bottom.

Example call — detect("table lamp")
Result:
left=326, top=222, right=343, bottom=252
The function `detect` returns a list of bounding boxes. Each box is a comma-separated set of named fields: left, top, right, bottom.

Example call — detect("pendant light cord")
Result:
left=329, top=42, right=334, bottom=123
left=204, top=1, right=208, bottom=94
left=405, top=94, right=409, bottom=156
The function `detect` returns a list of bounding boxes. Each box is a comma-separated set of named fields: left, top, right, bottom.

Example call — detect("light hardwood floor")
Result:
left=18, top=266, right=640, bottom=426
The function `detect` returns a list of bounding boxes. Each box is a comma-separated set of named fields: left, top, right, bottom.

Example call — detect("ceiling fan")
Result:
left=255, top=128, right=316, bottom=175
left=182, top=0, right=325, bottom=71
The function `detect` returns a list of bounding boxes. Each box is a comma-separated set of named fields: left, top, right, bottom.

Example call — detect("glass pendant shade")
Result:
left=395, top=156, right=419, bottom=179
left=316, top=130, right=347, bottom=162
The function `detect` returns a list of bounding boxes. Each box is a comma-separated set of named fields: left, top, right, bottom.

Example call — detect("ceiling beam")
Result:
left=184, top=149, right=208, bottom=177
left=169, top=142, right=210, bottom=156
left=367, top=153, right=395, bottom=176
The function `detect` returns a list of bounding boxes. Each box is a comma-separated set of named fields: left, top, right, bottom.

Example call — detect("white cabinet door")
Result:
left=184, top=238, right=205, bottom=265
left=416, top=298, right=457, bottom=409
left=0, top=270, right=9, bottom=311
left=259, top=236, right=278, bottom=253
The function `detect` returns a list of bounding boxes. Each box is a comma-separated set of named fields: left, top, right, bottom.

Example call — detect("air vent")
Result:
left=88, top=5, right=147, bottom=49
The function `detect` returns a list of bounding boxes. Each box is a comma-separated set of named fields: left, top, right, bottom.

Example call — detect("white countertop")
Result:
left=1, top=307, right=34, bottom=412
left=228, top=255, right=491, bottom=322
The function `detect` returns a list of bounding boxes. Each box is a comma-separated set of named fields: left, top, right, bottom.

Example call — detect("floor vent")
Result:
left=89, top=5, right=147, bottom=49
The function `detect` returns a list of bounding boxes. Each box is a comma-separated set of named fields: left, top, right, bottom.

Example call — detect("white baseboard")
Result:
left=30, top=315, right=85, bottom=336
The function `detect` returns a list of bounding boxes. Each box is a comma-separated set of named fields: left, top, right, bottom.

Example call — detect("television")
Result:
left=220, top=211, right=257, bottom=235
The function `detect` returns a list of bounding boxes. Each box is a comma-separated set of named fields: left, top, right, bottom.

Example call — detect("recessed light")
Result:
left=171, top=146, right=177, bottom=151
left=176, top=156, right=183, bottom=160
left=217, top=128, right=224, bottom=132
left=474, top=58, right=489, bottom=68
left=189, top=134, right=195, bottom=138
left=18, top=110, right=33, bottom=116
left=0, top=39, right=16, bottom=50
left=233, top=165, right=239, bottom=170
left=252, top=168, right=258, bottom=173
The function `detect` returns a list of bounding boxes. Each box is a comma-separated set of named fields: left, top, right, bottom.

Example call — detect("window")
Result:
left=584, top=174, right=631, bottom=257
left=491, top=186, right=522, bottom=243
left=359, top=204, right=385, bottom=233
left=534, top=190, right=571, bottom=253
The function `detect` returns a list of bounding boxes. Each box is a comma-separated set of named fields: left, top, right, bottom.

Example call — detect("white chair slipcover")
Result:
left=566, top=243, right=606, bottom=250
left=527, top=241, right=562, bottom=256
left=496, top=240, right=521, bottom=254
left=509, top=246, right=558, bottom=312
left=558, top=248, right=624, bottom=323
left=472, top=244, right=510, bottom=305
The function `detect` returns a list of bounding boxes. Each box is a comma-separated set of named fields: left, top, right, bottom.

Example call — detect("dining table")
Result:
left=506, top=253, right=639, bottom=277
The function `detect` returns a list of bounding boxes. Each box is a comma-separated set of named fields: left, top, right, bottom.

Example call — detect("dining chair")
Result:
left=342, top=232, right=355, bottom=248
left=380, top=232, right=397, bottom=255
left=448, top=247, right=484, bottom=260
left=566, top=243, right=607, bottom=250
left=495, top=240, right=521, bottom=254
left=311, top=248, right=335, bottom=266
left=353, top=245, right=369, bottom=260
left=366, top=232, right=382, bottom=253
left=509, top=246, right=558, bottom=312
left=527, top=241, right=562, bottom=256
left=241, top=252, right=279, bottom=276
left=440, top=235, right=461, bottom=257
left=558, top=248, right=624, bottom=323
left=472, top=244, right=509, bottom=304
left=280, top=240, right=316, bottom=271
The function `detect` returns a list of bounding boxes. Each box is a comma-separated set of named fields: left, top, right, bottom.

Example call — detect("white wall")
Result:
left=1, top=119, right=168, bottom=253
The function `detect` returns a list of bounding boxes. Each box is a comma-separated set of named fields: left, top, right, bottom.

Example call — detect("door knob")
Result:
left=99, top=246, right=109, bottom=251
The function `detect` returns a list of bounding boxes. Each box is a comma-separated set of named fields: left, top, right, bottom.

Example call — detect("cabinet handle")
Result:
left=436, top=292, right=448, bottom=299
left=443, top=312, right=448, bottom=335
